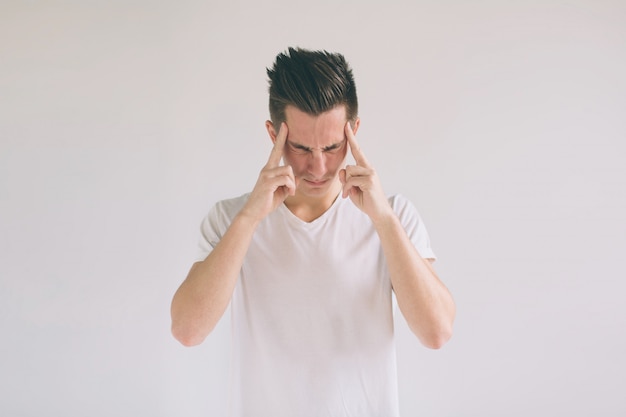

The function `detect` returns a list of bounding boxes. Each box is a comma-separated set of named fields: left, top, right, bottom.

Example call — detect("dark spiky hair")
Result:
left=267, top=47, right=358, bottom=126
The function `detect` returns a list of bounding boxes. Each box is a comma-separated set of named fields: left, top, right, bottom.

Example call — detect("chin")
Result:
left=298, top=186, right=327, bottom=196
left=298, top=179, right=338, bottom=197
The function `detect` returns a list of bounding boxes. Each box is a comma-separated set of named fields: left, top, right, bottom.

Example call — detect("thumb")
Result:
left=338, top=169, right=349, bottom=198
left=339, top=169, right=346, bottom=185
left=293, top=176, right=301, bottom=195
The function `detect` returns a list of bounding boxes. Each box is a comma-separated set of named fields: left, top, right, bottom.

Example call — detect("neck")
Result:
left=284, top=180, right=342, bottom=222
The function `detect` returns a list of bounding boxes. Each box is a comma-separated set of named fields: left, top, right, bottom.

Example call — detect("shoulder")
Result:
left=387, top=193, right=419, bottom=217
left=202, top=193, right=250, bottom=231
left=388, top=194, right=436, bottom=259
left=211, top=193, right=250, bottom=217
left=387, top=194, right=429, bottom=236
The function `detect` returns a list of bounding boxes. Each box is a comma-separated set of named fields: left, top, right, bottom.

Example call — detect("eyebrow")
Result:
left=287, top=139, right=345, bottom=151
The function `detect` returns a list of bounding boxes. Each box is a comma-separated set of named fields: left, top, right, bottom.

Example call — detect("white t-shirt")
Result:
left=196, top=193, right=435, bottom=417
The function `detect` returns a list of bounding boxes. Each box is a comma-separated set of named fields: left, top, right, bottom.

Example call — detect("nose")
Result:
left=307, top=150, right=327, bottom=178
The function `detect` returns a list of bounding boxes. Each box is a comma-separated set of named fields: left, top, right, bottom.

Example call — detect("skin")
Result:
left=171, top=105, right=455, bottom=349
left=266, top=105, right=356, bottom=221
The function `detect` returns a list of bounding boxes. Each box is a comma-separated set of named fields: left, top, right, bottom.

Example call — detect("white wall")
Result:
left=1, top=1, right=625, bottom=416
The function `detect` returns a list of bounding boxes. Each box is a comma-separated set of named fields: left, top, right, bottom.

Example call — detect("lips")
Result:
left=303, top=179, right=328, bottom=187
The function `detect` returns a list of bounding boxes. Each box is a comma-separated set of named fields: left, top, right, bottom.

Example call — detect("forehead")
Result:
left=284, top=105, right=347, bottom=145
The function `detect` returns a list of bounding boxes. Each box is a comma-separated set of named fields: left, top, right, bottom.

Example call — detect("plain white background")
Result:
left=1, top=1, right=625, bottom=416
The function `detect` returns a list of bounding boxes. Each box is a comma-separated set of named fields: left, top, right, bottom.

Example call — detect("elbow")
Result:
left=170, top=299, right=217, bottom=347
left=421, top=328, right=453, bottom=350
left=419, top=302, right=456, bottom=350
left=411, top=322, right=453, bottom=350
left=171, top=321, right=211, bottom=347
left=174, top=333, right=204, bottom=347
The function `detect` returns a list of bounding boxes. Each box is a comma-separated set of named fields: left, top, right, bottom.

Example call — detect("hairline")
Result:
left=283, top=103, right=354, bottom=147
left=267, top=48, right=358, bottom=128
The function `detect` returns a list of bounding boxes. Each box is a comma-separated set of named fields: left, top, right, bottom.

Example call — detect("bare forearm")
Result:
left=373, top=213, right=455, bottom=349
left=340, top=123, right=454, bottom=348
left=171, top=124, right=295, bottom=346
left=171, top=213, right=259, bottom=346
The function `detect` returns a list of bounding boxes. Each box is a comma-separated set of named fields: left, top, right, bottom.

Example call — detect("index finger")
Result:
left=345, top=121, right=370, bottom=167
left=267, top=122, right=288, bottom=167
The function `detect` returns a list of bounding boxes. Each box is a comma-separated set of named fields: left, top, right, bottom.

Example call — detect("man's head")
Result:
left=267, top=47, right=358, bottom=127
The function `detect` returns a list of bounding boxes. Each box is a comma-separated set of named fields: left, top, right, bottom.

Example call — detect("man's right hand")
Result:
left=172, top=125, right=295, bottom=346
left=239, top=123, right=296, bottom=222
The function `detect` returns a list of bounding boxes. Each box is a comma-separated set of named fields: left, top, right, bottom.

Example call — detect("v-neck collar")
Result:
left=278, top=192, right=345, bottom=229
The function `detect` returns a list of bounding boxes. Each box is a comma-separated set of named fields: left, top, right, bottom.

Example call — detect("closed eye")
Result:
left=286, top=139, right=345, bottom=155
left=287, top=141, right=311, bottom=154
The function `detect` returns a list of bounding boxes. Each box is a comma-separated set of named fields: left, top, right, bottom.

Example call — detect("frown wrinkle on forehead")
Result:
left=284, top=105, right=347, bottom=148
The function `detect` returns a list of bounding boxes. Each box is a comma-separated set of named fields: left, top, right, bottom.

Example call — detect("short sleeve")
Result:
left=194, top=194, right=249, bottom=263
left=388, top=194, right=436, bottom=261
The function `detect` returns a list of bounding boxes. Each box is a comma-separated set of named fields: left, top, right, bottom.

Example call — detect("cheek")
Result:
left=329, top=150, right=348, bottom=171
left=282, top=154, right=306, bottom=174
left=327, top=156, right=345, bottom=174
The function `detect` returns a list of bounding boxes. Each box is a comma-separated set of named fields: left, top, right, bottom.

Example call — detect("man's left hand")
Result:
left=339, top=122, right=394, bottom=223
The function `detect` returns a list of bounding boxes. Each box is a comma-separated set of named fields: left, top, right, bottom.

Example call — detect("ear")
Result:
left=351, top=117, right=361, bottom=135
left=265, top=120, right=277, bottom=144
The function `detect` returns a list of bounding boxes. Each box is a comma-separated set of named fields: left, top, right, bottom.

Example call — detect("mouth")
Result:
left=303, top=179, right=328, bottom=187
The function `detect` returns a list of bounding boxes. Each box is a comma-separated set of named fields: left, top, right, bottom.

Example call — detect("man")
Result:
left=171, top=47, right=455, bottom=416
